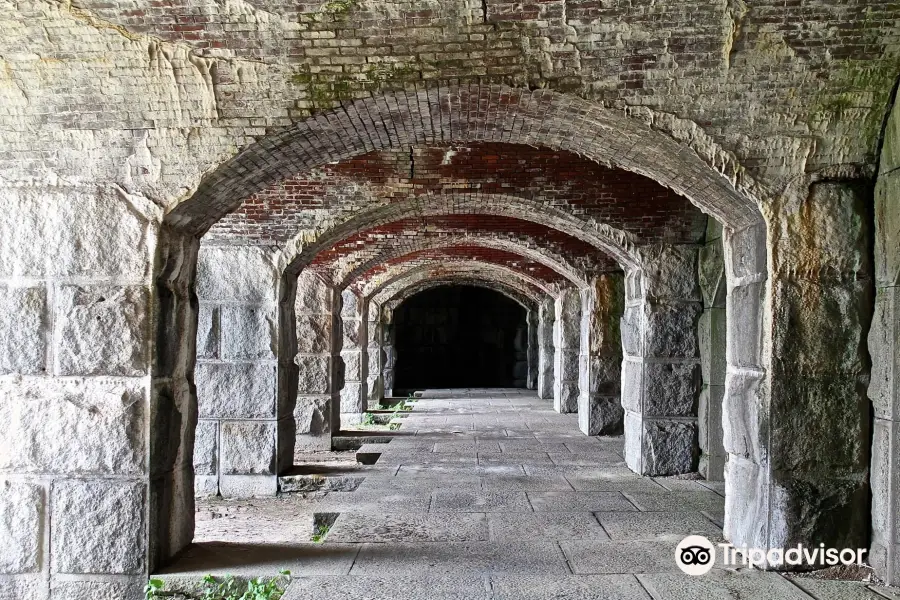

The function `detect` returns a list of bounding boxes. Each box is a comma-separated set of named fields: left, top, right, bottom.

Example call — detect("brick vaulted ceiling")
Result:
left=205, top=141, right=709, bottom=286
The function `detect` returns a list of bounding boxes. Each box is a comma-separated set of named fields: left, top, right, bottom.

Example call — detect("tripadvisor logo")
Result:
left=675, top=535, right=716, bottom=575
left=675, top=535, right=869, bottom=576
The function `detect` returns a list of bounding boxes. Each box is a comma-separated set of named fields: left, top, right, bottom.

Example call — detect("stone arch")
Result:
left=337, top=235, right=599, bottom=290
left=165, top=85, right=764, bottom=235
left=151, top=85, right=771, bottom=571
left=379, top=278, right=542, bottom=314
left=275, top=192, right=641, bottom=276
left=358, top=259, right=560, bottom=300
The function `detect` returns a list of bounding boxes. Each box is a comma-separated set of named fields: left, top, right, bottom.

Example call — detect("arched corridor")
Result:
left=2, top=3, right=899, bottom=597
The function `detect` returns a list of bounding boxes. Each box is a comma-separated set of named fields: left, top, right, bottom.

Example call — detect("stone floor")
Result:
left=161, top=389, right=900, bottom=600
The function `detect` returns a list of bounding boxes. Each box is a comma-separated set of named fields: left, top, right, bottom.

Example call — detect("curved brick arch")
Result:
left=274, top=191, right=644, bottom=274
left=168, top=85, right=763, bottom=236
left=361, top=259, right=561, bottom=300
left=376, top=276, right=545, bottom=314
left=335, top=235, right=604, bottom=290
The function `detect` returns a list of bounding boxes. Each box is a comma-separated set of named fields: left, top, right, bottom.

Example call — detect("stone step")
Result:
left=332, top=433, right=395, bottom=451
left=278, top=466, right=365, bottom=493
left=356, top=442, right=388, bottom=465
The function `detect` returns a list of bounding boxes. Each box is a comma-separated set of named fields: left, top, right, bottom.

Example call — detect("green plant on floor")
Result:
left=360, top=412, right=376, bottom=427
left=311, top=522, right=331, bottom=543
left=144, top=571, right=291, bottom=600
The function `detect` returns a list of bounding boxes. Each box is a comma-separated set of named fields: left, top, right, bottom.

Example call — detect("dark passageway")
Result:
left=393, top=286, right=527, bottom=389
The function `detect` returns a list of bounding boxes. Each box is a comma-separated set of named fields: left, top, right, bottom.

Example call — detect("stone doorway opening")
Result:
left=393, top=285, right=528, bottom=390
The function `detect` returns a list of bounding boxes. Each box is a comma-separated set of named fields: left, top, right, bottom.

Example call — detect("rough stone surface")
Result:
left=196, top=247, right=278, bottom=303
left=51, top=481, right=145, bottom=574
left=55, top=285, right=149, bottom=377
left=221, top=306, right=276, bottom=361
left=0, top=285, right=46, bottom=375
left=193, top=420, right=218, bottom=477
left=220, top=422, right=277, bottom=475
left=0, top=480, right=43, bottom=574
left=0, top=377, right=145, bottom=474
left=196, top=363, right=276, bottom=419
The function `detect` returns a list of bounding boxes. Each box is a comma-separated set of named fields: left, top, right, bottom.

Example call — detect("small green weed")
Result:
left=145, top=571, right=291, bottom=600
left=311, top=523, right=330, bottom=543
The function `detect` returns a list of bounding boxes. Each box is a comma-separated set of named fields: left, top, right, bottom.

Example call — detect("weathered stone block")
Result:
left=554, top=349, right=579, bottom=382
left=699, top=308, right=726, bottom=386
left=295, top=355, right=331, bottom=394
left=0, top=480, right=43, bottom=574
left=578, top=395, right=623, bottom=436
left=0, top=285, right=46, bottom=375
left=722, top=370, right=767, bottom=462
left=194, top=475, right=219, bottom=498
left=367, top=349, right=381, bottom=373
left=641, top=420, right=697, bottom=476
left=643, top=301, right=700, bottom=359
left=340, top=290, right=360, bottom=318
left=554, top=381, right=578, bottom=414
left=51, top=481, right=145, bottom=574
left=642, top=362, right=699, bottom=417
left=340, top=382, right=363, bottom=413
left=295, top=271, right=332, bottom=314
left=698, top=386, right=725, bottom=455
left=196, top=304, right=219, bottom=359
left=723, top=455, right=769, bottom=551
left=341, top=350, right=362, bottom=379
left=295, top=314, right=332, bottom=354
left=726, top=281, right=764, bottom=369
left=772, top=279, right=871, bottom=378
left=639, top=245, right=700, bottom=301
left=724, top=223, right=766, bottom=280
left=219, top=474, right=278, bottom=498
left=874, top=172, right=900, bottom=287
left=869, top=286, right=900, bottom=420
left=220, top=421, right=276, bottom=475
left=342, top=319, right=362, bottom=346
left=49, top=577, right=145, bottom=600
left=221, top=305, right=276, bottom=360
left=620, top=360, right=642, bottom=413
left=193, top=420, right=218, bottom=477
left=55, top=285, right=149, bottom=377
left=699, top=239, right=726, bottom=308
left=196, top=246, right=277, bottom=303
left=619, top=306, right=642, bottom=357
left=0, top=575, right=48, bottom=600
left=623, top=411, right=642, bottom=474
left=769, top=374, right=868, bottom=473
left=196, top=363, right=276, bottom=418
left=0, top=378, right=145, bottom=474
left=0, top=186, right=156, bottom=281
left=870, top=419, right=898, bottom=549
left=294, top=396, right=331, bottom=435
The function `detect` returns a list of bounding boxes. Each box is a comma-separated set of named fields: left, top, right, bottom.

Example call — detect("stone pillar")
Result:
left=622, top=247, right=702, bottom=476
left=363, top=300, right=384, bottom=409
left=871, top=100, right=900, bottom=586
left=537, top=298, right=555, bottom=400
left=578, top=274, right=624, bottom=436
left=382, top=309, right=397, bottom=397
left=526, top=307, right=539, bottom=390
left=553, top=288, right=580, bottom=413
left=293, top=271, right=338, bottom=452
left=339, top=289, right=365, bottom=424
left=698, top=220, right=727, bottom=481
left=724, top=184, right=871, bottom=565
left=194, top=246, right=279, bottom=498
